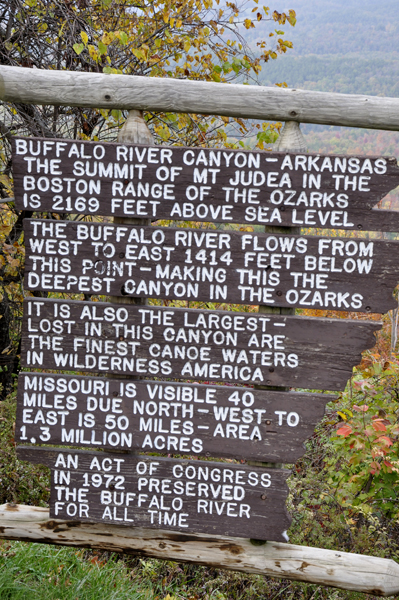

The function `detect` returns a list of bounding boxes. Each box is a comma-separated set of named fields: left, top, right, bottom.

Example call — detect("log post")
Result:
left=250, top=122, right=307, bottom=472
left=109, top=109, right=154, bottom=306
left=106, top=111, right=154, bottom=426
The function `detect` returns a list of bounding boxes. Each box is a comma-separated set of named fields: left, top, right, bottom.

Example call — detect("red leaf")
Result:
left=379, top=436, right=393, bottom=447
left=353, top=404, right=369, bottom=412
left=370, top=461, right=381, bottom=473
left=372, top=420, right=387, bottom=432
left=337, top=425, right=352, bottom=437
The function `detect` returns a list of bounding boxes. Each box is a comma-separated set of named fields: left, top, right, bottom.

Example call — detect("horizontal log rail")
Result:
left=1, top=504, right=399, bottom=596
left=1, top=65, right=399, bottom=130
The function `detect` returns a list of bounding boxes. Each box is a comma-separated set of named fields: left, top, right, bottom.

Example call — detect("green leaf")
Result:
left=73, top=43, right=84, bottom=55
left=119, top=31, right=129, bottom=45
left=98, top=41, right=108, bottom=55
left=257, top=130, right=278, bottom=143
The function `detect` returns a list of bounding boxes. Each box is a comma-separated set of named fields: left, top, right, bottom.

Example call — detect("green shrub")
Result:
left=0, top=381, right=50, bottom=506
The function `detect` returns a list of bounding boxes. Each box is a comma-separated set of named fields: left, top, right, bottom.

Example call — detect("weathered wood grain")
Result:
left=12, top=136, right=399, bottom=232
left=21, top=298, right=380, bottom=391
left=16, top=446, right=291, bottom=542
left=110, top=109, right=155, bottom=305
left=3, top=65, right=399, bottom=131
left=16, top=372, right=331, bottom=462
left=23, top=219, right=399, bottom=313
left=1, top=503, right=399, bottom=596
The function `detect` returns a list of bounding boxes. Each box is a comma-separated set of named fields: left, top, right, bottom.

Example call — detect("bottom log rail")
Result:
left=0, top=505, right=399, bottom=597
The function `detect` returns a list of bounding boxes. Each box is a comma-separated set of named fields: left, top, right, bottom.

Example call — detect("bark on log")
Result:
left=0, top=504, right=398, bottom=597
left=2, top=66, right=399, bottom=130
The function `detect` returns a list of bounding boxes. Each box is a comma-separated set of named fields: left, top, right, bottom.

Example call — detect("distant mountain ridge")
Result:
left=256, top=0, right=399, bottom=97
left=253, top=0, right=399, bottom=200
left=264, top=0, right=399, bottom=57
left=259, top=52, right=399, bottom=98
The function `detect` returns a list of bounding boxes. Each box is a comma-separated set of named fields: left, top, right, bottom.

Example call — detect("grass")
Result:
left=0, top=542, right=149, bottom=600
left=0, top=540, right=391, bottom=600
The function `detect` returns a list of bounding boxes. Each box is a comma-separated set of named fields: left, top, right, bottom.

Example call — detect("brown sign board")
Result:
left=21, top=298, right=380, bottom=391
left=12, top=137, right=399, bottom=232
left=16, top=373, right=331, bottom=462
left=24, top=219, right=399, bottom=313
left=17, top=446, right=291, bottom=541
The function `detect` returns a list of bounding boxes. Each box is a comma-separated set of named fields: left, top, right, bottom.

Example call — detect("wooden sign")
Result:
left=17, top=446, right=291, bottom=541
left=24, top=219, right=399, bottom=313
left=13, top=137, right=399, bottom=232
left=16, top=372, right=331, bottom=462
left=21, top=298, right=380, bottom=391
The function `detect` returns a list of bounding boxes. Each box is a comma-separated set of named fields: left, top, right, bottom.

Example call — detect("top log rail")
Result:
left=2, top=66, right=399, bottom=131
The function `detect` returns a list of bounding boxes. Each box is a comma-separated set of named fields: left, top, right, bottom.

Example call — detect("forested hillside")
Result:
left=260, top=53, right=399, bottom=97
left=257, top=0, right=399, bottom=98
left=258, top=0, right=399, bottom=57
left=254, top=0, right=399, bottom=205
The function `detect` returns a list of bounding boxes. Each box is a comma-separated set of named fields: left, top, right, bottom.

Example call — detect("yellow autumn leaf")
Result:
left=141, top=44, right=149, bottom=60
left=88, top=44, right=98, bottom=60
left=81, top=31, right=89, bottom=45
left=102, top=31, right=114, bottom=44
left=132, top=48, right=145, bottom=60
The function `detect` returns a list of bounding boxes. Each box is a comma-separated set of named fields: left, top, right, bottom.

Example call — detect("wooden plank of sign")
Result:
left=16, top=372, right=332, bottom=462
left=12, top=137, right=399, bottom=232
left=16, top=446, right=291, bottom=542
left=21, top=298, right=380, bottom=391
left=24, top=219, right=399, bottom=313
